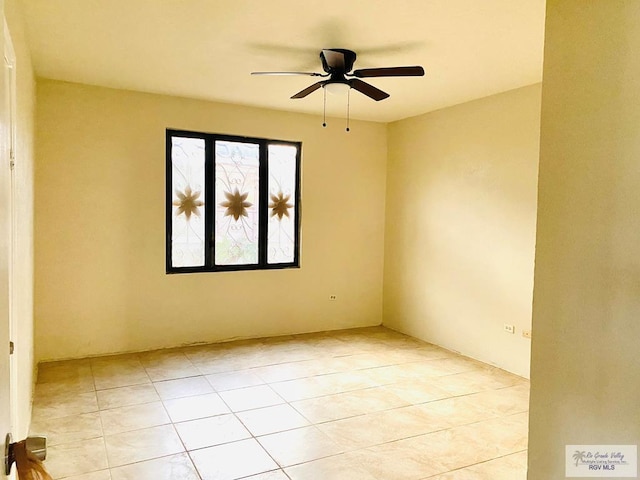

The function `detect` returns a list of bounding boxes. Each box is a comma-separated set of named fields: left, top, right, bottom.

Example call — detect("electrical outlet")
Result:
left=329, top=295, right=337, bottom=301
left=522, top=329, right=532, bottom=339
left=503, top=324, right=515, bottom=334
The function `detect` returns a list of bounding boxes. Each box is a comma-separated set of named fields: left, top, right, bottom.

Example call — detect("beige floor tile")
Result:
left=362, top=363, right=427, bottom=384
left=390, top=359, right=471, bottom=379
left=463, top=384, right=530, bottom=417
left=413, top=395, right=498, bottom=427
left=253, top=358, right=348, bottom=383
left=187, top=349, right=252, bottom=375
left=90, top=353, right=142, bottom=366
left=93, top=367, right=151, bottom=391
left=33, top=376, right=95, bottom=397
left=60, top=469, right=112, bottom=480
left=32, top=390, right=98, bottom=421
left=285, top=452, right=378, bottom=480
left=163, top=392, right=230, bottom=422
left=310, top=371, right=380, bottom=396
left=189, top=438, right=278, bottom=480
left=381, top=424, right=510, bottom=473
left=453, top=414, right=529, bottom=457
left=182, top=343, right=249, bottom=365
left=429, top=357, right=489, bottom=375
left=359, top=435, right=455, bottom=477
left=175, top=414, right=251, bottom=450
left=381, top=347, right=448, bottom=364
left=32, top=327, right=530, bottom=480
left=154, top=375, right=214, bottom=400
left=30, top=411, right=103, bottom=446
left=269, top=377, right=325, bottom=402
left=37, top=360, right=94, bottom=386
left=96, top=384, right=160, bottom=410
left=104, top=424, right=184, bottom=467
left=110, top=452, right=199, bottom=480
left=291, top=386, right=409, bottom=423
left=327, top=352, right=393, bottom=370
left=205, top=369, right=265, bottom=391
left=432, top=451, right=528, bottom=480
left=192, top=357, right=248, bottom=375
left=91, top=356, right=143, bottom=373
left=183, top=343, right=235, bottom=359
left=247, top=345, right=317, bottom=366
left=44, top=437, right=108, bottom=479
left=483, top=367, right=528, bottom=386
left=140, top=351, right=200, bottom=381
left=91, top=356, right=151, bottom=390
left=318, top=405, right=450, bottom=450
left=237, top=404, right=310, bottom=436
left=219, top=385, right=284, bottom=412
left=258, top=425, right=344, bottom=467
left=438, top=369, right=526, bottom=396
left=411, top=345, right=460, bottom=360
left=352, top=441, right=447, bottom=479
left=389, top=381, right=458, bottom=405
left=243, top=470, right=290, bottom=480
left=100, top=401, right=170, bottom=435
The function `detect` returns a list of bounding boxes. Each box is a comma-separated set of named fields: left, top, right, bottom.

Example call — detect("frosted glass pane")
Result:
left=215, top=141, right=260, bottom=265
left=267, top=144, right=297, bottom=264
left=171, top=136, right=205, bottom=267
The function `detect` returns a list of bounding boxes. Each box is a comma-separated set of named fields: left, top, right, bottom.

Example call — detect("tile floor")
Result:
left=31, top=326, right=529, bottom=480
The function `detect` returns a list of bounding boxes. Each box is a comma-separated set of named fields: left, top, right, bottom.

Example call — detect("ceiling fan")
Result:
left=252, top=48, right=425, bottom=101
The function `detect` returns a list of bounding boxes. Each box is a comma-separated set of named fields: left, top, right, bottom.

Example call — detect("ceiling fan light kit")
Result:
left=324, top=82, right=350, bottom=96
left=252, top=48, right=425, bottom=130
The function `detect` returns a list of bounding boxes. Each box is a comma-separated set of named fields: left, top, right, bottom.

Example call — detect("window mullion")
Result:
left=258, top=141, right=269, bottom=266
left=205, top=136, right=215, bottom=268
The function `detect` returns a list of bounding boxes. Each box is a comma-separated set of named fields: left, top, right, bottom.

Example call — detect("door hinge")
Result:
left=9, top=148, right=15, bottom=170
left=9, top=341, right=14, bottom=355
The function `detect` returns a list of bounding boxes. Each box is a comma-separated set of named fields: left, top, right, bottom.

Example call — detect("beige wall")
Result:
left=4, top=0, right=36, bottom=438
left=384, top=85, right=541, bottom=378
left=35, top=80, right=387, bottom=361
left=528, top=1, right=640, bottom=477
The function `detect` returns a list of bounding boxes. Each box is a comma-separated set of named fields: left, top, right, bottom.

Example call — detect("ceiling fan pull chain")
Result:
left=346, top=88, right=351, bottom=132
left=322, top=87, right=327, bottom=128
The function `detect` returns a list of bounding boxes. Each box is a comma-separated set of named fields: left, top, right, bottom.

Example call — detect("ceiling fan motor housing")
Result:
left=320, top=49, right=357, bottom=75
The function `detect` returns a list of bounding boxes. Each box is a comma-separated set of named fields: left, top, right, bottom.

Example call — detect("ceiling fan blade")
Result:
left=291, top=81, right=325, bottom=99
left=352, top=66, right=425, bottom=78
left=349, top=79, right=390, bottom=101
left=252, top=71, right=325, bottom=76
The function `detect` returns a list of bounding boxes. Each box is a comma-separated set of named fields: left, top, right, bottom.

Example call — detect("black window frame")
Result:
left=166, top=129, right=302, bottom=274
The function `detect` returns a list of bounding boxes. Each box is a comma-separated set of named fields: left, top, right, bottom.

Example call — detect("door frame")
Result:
left=3, top=14, right=16, bottom=437
left=1, top=9, right=18, bottom=478
left=0, top=2, right=9, bottom=476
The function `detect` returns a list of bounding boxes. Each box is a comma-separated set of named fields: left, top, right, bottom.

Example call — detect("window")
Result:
left=166, top=129, right=301, bottom=273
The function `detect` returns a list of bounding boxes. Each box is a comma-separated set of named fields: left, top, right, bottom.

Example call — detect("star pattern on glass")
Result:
left=173, top=186, right=204, bottom=220
left=220, top=188, right=252, bottom=221
left=269, top=191, right=293, bottom=220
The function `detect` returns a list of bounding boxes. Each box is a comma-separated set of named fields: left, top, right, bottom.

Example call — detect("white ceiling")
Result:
left=19, top=0, right=546, bottom=123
